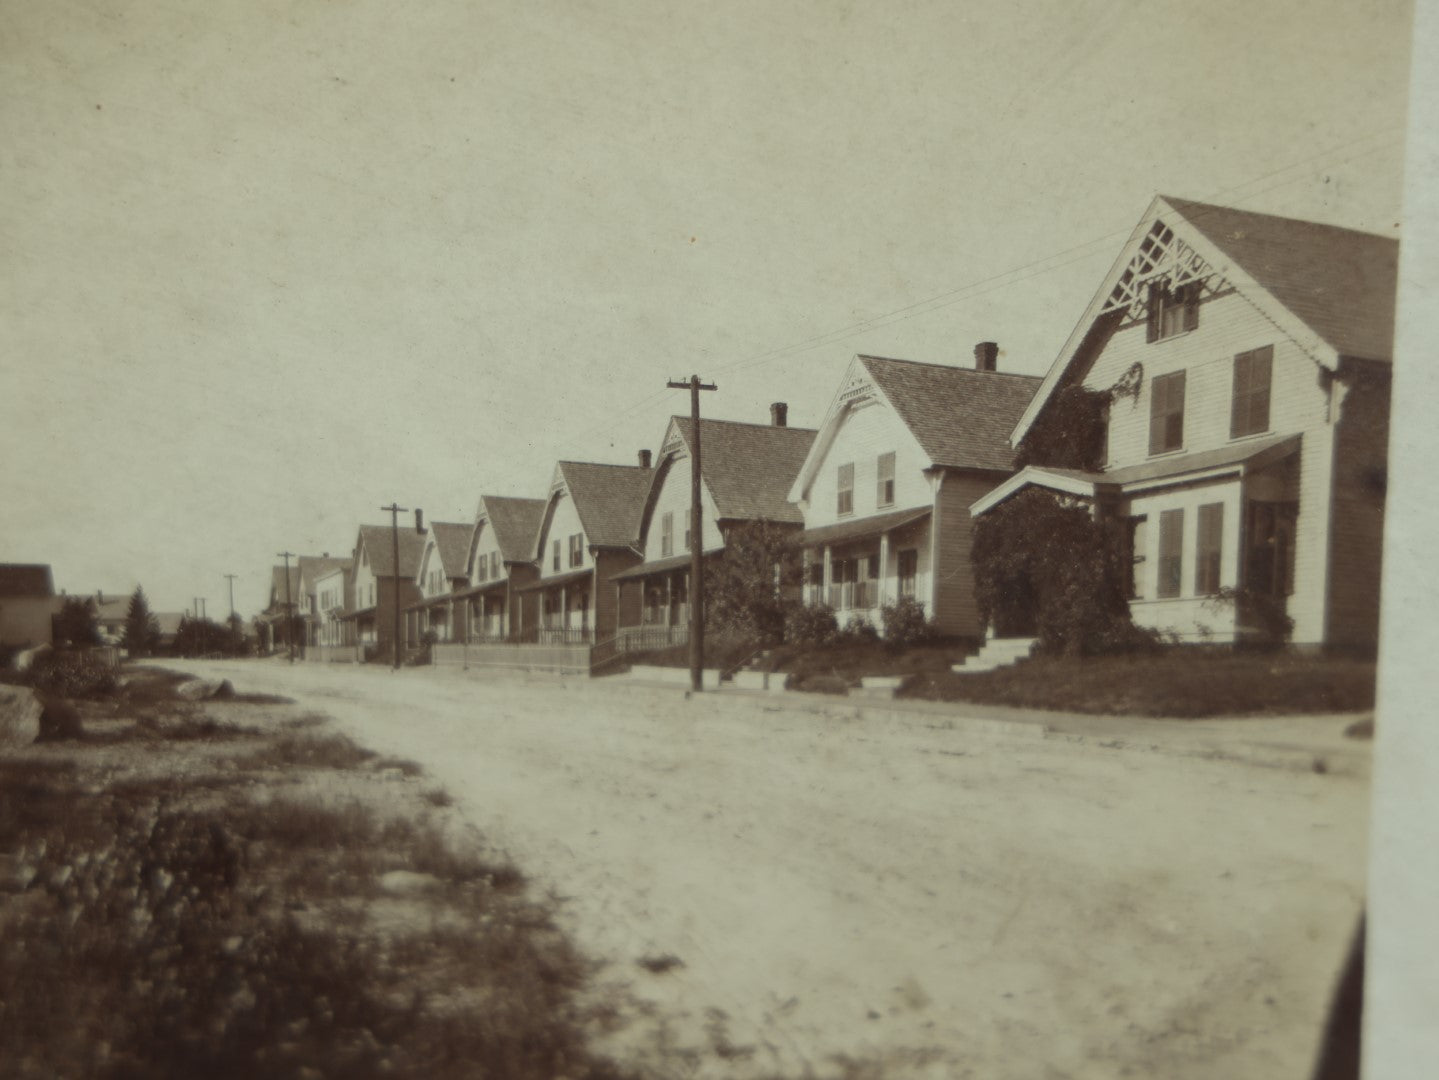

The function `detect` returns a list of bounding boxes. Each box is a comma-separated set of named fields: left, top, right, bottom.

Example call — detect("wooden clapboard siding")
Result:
left=930, top=471, right=1004, bottom=638
left=539, top=491, right=589, bottom=578
left=1082, top=290, right=1331, bottom=469
left=643, top=452, right=723, bottom=562
left=801, top=398, right=930, bottom=529
left=1325, top=360, right=1390, bottom=650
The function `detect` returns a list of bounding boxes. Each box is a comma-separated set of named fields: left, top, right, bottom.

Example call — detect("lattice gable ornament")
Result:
left=1100, top=219, right=1230, bottom=326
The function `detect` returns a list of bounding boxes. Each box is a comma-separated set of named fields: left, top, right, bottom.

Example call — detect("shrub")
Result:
left=784, top=603, right=838, bottom=646
left=835, top=614, right=879, bottom=644
left=24, top=650, right=118, bottom=699
left=972, top=489, right=1153, bottom=657
left=703, top=521, right=804, bottom=647
left=879, top=596, right=933, bottom=647
left=1206, top=586, right=1295, bottom=644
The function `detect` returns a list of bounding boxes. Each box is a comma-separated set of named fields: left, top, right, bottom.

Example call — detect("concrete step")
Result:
left=951, top=637, right=1038, bottom=675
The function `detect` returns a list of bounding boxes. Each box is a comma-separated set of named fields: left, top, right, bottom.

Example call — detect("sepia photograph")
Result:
left=1, top=1, right=1432, bottom=1077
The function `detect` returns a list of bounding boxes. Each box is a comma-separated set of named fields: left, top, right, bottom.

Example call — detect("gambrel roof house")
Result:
left=788, top=349, right=1041, bottom=638
left=973, top=195, right=1396, bottom=649
left=613, top=407, right=817, bottom=651
left=523, top=459, right=654, bottom=645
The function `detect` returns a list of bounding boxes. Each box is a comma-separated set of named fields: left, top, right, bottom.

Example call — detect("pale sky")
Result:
left=0, top=0, right=1414, bottom=617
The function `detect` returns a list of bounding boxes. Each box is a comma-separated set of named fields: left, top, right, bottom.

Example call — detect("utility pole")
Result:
left=666, top=375, right=717, bottom=692
left=380, top=503, right=408, bottom=671
left=224, top=574, right=239, bottom=655
left=277, top=552, right=296, bottom=663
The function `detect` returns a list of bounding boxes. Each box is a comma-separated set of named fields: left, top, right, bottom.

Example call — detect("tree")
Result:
left=122, top=586, right=160, bottom=658
left=702, top=521, right=804, bottom=647
left=53, top=596, right=102, bottom=648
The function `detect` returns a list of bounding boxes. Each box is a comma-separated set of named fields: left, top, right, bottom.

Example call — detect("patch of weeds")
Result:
left=128, top=713, right=263, bottom=742
left=422, top=788, right=454, bottom=808
left=225, top=692, right=296, bottom=706
left=637, top=953, right=685, bottom=975
left=232, top=733, right=376, bottom=772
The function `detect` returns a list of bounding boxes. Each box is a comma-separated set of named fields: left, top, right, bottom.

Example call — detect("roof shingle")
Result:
left=670, top=417, right=816, bottom=524
left=429, top=522, right=474, bottom=579
left=357, top=524, right=429, bottom=578
left=1163, top=196, right=1398, bottom=361
left=859, top=356, right=1042, bottom=472
left=558, top=462, right=653, bottom=548
left=0, top=564, right=54, bottom=598
left=477, top=496, right=547, bottom=563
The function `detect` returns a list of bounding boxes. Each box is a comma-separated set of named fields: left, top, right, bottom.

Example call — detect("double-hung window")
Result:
left=876, top=452, right=896, bottom=507
left=660, top=512, right=673, bottom=557
left=1126, top=516, right=1148, bottom=599
left=568, top=533, right=583, bottom=568
left=490, top=552, right=500, bottom=580
left=552, top=539, right=560, bottom=572
left=1230, top=346, right=1273, bottom=438
left=837, top=463, right=854, bottom=516
left=1149, top=371, right=1186, bottom=455
left=1157, top=509, right=1184, bottom=599
left=1195, top=503, right=1224, bottom=595
left=1146, top=280, right=1199, bottom=342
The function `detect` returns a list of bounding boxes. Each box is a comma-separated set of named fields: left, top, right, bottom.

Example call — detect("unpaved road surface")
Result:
left=164, top=660, right=1369, bottom=1079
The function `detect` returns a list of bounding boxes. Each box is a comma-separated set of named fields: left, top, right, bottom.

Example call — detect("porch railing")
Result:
left=617, top=624, right=689, bottom=654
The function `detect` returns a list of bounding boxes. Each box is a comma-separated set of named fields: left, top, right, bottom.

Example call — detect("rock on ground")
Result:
left=0, top=684, right=42, bottom=747
left=175, top=678, right=235, bottom=701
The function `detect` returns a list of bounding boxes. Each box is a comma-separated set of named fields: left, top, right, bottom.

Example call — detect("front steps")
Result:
left=951, top=636, right=1038, bottom=674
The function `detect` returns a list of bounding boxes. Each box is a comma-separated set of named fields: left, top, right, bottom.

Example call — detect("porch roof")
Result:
left=451, top=578, right=511, bottom=599
left=609, top=546, right=725, bottom=583
left=970, top=433, right=1302, bottom=516
left=337, top=606, right=376, bottom=621
left=798, top=506, right=930, bottom=548
left=515, top=568, right=593, bottom=593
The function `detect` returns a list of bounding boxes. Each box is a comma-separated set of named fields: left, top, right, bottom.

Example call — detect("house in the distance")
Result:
left=972, top=196, right=1395, bottom=649
left=405, top=521, right=475, bottom=645
left=258, top=565, right=303, bottom=653
left=786, top=349, right=1041, bottom=639
left=613, top=405, right=816, bottom=652
left=521, top=458, right=653, bottom=648
left=0, top=564, right=59, bottom=650
left=341, top=512, right=429, bottom=660
left=451, top=495, right=547, bottom=644
left=312, top=563, right=354, bottom=657
left=297, top=555, right=351, bottom=651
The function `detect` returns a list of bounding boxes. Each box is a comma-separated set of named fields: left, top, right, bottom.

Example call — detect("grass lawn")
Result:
left=900, top=650, right=1377, bottom=718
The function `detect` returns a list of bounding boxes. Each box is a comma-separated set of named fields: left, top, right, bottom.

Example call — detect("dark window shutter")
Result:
left=1182, top=282, right=1200, bottom=331
left=1146, top=282, right=1160, bottom=343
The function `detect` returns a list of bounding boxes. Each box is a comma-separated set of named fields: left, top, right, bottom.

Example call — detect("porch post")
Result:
left=878, top=530, right=891, bottom=609
left=823, top=545, right=833, bottom=607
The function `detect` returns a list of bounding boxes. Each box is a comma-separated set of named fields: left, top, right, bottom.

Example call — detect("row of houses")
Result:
left=259, top=195, right=1395, bottom=670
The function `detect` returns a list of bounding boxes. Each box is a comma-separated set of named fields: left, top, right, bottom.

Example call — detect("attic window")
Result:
left=661, top=512, right=674, bottom=557
left=1146, top=280, right=1199, bottom=342
left=876, top=452, right=895, bottom=507
left=837, top=462, right=854, bottom=516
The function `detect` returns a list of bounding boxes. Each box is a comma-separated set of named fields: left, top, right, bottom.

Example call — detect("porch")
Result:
left=612, top=554, right=695, bottom=654
left=797, top=507, right=932, bottom=629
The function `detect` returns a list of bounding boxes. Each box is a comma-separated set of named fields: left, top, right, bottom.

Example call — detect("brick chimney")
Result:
left=414, top=509, right=425, bottom=533
left=974, top=341, right=998, bottom=372
left=638, top=449, right=652, bottom=469
left=770, top=402, right=788, bottom=427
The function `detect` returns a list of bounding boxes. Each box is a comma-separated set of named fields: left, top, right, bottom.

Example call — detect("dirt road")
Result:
left=163, top=659, right=1369, bottom=1079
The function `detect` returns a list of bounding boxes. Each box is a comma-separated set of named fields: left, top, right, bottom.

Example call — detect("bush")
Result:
left=784, top=604, right=839, bottom=646
left=1207, top=586, right=1295, bottom=644
left=703, top=521, right=805, bottom=647
left=879, top=596, right=933, bottom=647
left=24, top=650, right=118, bottom=699
left=38, top=700, right=84, bottom=741
left=835, top=614, right=879, bottom=644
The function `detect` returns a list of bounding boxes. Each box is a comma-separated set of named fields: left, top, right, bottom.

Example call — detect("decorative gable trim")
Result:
left=1010, top=195, right=1343, bottom=447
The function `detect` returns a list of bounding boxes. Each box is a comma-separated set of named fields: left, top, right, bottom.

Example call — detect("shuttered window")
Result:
left=568, top=533, right=583, bottom=568
left=1149, top=371, right=1186, bottom=454
left=1146, top=280, right=1200, bottom=342
left=876, top=452, right=896, bottom=507
left=1157, top=509, right=1184, bottom=599
left=1195, top=503, right=1224, bottom=595
left=837, top=462, right=854, bottom=516
left=1230, top=346, right=1273, bottom=438
left=1127, top=515, right=1148, bottom=599
left=660, top=512, right=673, bottom=557
left=552, top=540, right=560, bottom=572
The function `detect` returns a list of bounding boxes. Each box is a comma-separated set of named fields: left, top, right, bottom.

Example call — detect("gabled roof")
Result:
left=429, top=522, right=474, bottom=579
left=476, top=496, right=546, bottom=563
left=1163, top=196, right=1397, bottom=362
left=297, top=555, right=351, bottom=592
left=270, top=565, right=301, bottom=605
left=664, top=416, right=817, bottom=524
left=0, top=564, right=54, bottom=598
left=356, top=524, right=429, bottom=578
left=859, top=356, right=1042, bottom=472
left=551, top=461, right=653, bottom=550
left=1012, top=195, right=1399, bottom=444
